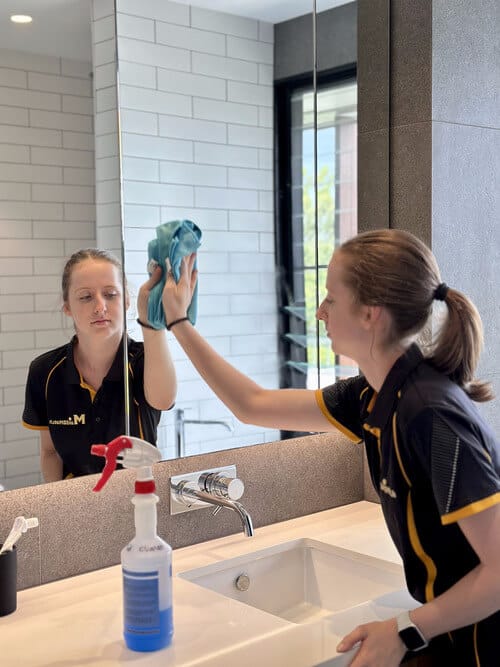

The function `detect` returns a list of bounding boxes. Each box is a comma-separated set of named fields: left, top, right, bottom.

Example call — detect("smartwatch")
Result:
left=396, top=611, right=428, bottom=652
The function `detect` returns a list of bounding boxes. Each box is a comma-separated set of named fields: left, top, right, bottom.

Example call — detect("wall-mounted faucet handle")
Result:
left=170, top=465, right=254, bottom=537
left=199, top=472, right=244, bottom=500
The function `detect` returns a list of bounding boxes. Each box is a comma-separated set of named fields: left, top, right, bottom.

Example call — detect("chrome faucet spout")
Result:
left=175, top=485, right=254, bottom=538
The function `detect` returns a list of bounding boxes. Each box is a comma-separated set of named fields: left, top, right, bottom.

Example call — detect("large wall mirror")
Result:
left=0, top=0, right=358, bottom=490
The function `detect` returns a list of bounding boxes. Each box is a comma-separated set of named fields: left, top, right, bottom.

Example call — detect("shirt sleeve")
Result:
left=409, top=407, right=500, bottom=525
left=315, top=375, right=367, bottom=443
left=22, top=361, right=48, bottom=430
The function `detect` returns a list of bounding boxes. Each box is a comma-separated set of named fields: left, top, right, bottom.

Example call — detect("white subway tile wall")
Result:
left=117, top=0, right=280, bottom=457
left=0, top=46, right=95, bottom=490
left=91, top=1, right=120, bottom=258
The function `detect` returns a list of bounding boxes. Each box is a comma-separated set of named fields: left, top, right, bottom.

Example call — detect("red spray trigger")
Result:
left=91, top=436, right=133, bottom=492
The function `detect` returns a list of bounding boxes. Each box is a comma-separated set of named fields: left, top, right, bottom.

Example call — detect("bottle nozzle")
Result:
left=0, top=516, right=39, bottom=555
left=91, top=436, right=162, bottom=492
left=91, top=436, right=133, bottom=492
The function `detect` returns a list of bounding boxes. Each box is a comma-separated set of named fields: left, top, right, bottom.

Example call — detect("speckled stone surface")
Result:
left=0, top=431, right=364, bottom=590
left=357, top=0, right=389, bottom=135
left=358, top=128, right=389, bottom=232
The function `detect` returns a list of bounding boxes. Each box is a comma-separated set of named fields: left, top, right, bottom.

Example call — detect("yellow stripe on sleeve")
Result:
left=22, top=421, right=49, bottom=431
left=441, top=492, right=500, bottom=525
left=315, top=389, right=363, bottom=444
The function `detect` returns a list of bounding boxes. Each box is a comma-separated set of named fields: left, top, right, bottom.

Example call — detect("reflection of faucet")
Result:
left=170, top=467, right=254, bottom=538
left=174, top=408, right=233, bottom=457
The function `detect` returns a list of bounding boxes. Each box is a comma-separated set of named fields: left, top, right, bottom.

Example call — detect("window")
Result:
left=276, top=69, right=358, bottom=392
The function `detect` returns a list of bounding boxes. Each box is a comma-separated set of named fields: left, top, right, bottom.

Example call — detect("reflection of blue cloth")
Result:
left=147, top=220, right=202, bottom=329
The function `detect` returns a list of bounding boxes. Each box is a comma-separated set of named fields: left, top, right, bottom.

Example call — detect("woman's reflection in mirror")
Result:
left=161, top=230, right=499, bottom=667
left=22, top=249, right=176, bottom=482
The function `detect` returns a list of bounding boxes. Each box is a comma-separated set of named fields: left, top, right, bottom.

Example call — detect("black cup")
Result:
left=0, top=545, right=17, bottom=616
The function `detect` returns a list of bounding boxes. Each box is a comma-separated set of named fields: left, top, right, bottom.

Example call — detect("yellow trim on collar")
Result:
left=441, top=492, right=500, bottom=525
left=363, top=422, right=382, bottom=457
left=315, top=389, right=363, bottom=443
left=367, top=391, right=378, bottom=413
left=78, top=373, right=96, bottom=403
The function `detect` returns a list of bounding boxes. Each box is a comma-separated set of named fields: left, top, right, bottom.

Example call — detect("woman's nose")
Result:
left=316, top=302, right=325, bottom=320
left=94, top=295, right=107, bottom=313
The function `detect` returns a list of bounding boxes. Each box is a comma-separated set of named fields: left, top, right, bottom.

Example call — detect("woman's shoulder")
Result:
left=400, top=362, right=493, bottom=436
left=28, top=341, right=71, bottom=375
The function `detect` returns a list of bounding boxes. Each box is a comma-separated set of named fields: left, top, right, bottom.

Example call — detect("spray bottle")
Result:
left=92, top=435, right=173, bottom=652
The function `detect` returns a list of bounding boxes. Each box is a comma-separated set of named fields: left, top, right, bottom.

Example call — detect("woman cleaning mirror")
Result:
left=0, top=0, right=354, bottom=490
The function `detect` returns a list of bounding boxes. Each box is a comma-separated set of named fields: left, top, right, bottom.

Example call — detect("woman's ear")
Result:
left=62, top=302, right=72, bottom=318
left=361, top=305, right=383, bottom=330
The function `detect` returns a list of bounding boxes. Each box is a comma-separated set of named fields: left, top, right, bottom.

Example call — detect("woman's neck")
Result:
left=73, top=333, right=122, bottom=378
left=358, top=343, right=409, bottom=392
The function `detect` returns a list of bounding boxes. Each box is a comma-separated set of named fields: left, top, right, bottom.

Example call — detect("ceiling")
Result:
left=0, top=0, right=349, bottom=62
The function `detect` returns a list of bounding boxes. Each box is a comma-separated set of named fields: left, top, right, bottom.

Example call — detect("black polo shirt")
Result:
left=22, top=336, right=161, bottom=478
left=316, top=344, right=500, bottom=664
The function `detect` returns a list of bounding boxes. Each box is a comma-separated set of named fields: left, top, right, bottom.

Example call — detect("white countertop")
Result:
left=0, top=501, right=412, bottom=667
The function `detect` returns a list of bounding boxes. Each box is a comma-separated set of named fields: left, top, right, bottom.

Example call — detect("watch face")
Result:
left=399, top=625, right=427, bottom=651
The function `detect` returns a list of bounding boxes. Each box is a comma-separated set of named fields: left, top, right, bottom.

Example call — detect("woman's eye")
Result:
left=79, top=295, right=91, bottom=302
left=105, top=292, right=118, bottom=299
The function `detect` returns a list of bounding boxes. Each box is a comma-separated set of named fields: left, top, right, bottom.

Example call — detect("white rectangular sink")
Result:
left=179, top=538, right=405, bottom=624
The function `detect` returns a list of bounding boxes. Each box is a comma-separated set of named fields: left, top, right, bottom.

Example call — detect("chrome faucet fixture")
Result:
left=174, top=408, right=233, bottom=457
left=170, top=465, right=254, bottom=537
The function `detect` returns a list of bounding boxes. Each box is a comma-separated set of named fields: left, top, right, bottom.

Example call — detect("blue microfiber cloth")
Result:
left=147, top=220, right=202, bottom=329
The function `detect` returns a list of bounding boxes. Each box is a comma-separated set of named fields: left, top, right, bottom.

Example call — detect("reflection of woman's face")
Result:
left=63, top=259, right=125, bottom=340
left=316, top=253, right=367, bottom=362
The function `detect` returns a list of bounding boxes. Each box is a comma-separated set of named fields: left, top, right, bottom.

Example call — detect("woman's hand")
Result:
left=337, top=619, right=407, bottom=667
left=137, top=264, right=163, bottom=323
left=162, top=253, right=198, bottom=324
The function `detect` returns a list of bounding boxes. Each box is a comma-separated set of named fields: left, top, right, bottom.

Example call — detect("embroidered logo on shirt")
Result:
left=49, top=414, right=86, bottom=426
left=380, top=478, right=397, bottom=498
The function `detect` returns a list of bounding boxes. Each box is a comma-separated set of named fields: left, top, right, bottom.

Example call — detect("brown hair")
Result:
left=338, top=229, right=493, bottom=402
left=62, top=248, right=122, bottom=302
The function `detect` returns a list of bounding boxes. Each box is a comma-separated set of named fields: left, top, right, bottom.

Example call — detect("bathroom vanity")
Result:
left=0, top=501, right=417, bottom=666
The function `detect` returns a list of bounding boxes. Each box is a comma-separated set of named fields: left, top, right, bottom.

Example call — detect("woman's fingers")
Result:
left=337, top=626, right=367, bottom=652
left=143, top=264, right=162, bottom=289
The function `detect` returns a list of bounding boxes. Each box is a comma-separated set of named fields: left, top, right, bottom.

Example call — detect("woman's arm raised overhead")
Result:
left=162, top=254, right=335, bottom=434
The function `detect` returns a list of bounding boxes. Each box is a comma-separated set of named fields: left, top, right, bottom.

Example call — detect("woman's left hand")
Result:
left=336, top=618, right=407, bottom=667
left=137, top=264, right=163, bottom=323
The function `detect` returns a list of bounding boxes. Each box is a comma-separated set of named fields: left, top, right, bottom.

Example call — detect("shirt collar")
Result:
left=106, top=336, right=130, bottom=382
left=364, top=343, right=424, bottom=431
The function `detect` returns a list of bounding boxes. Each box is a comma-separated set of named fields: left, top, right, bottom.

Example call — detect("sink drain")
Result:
left=234, top=573, right=250, bottom=591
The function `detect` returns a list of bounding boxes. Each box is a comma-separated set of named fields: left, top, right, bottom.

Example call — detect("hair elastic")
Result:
left=433, top=283, right=449, bottom=301
left=166, top=316, right=189, bottom=331
left=136, top=318, right=157, bottom=330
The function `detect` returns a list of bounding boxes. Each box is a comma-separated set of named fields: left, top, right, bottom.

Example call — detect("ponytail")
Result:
left=429, top=289, right=494, bottom=402
left=339, top=229, right=494, bottom=402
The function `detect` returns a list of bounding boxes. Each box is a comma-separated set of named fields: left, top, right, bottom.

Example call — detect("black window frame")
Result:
left=274, top=63, right=357, bottom=397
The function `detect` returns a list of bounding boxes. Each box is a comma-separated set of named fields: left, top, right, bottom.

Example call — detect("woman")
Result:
left=22, top=249, right=176, bottom=481
left=162, top=230, right=499, bottom=667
